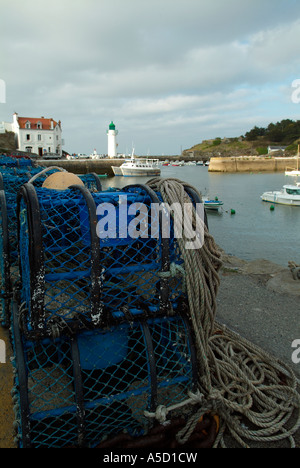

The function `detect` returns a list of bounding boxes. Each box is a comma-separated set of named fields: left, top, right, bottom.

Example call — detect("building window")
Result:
left=38, top=134, right=41, bottom=141
left=37, top=122, right=42, bottom=129
left=26, top=134, right=30, bottom=141
left=25, top=121, right=31, bottom=129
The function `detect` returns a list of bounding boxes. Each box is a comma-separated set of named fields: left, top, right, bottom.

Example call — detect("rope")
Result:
left=288, top=261, right=300, bottom=280
left=146, top=177, right=300, bottom=448
left=28, top=166, right=66, bottom=183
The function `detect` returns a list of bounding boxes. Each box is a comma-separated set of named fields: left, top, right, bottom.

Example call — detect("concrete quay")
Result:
left=209, top=156, right=299, bottom=173
left=35, top=158, right=124, bottom=176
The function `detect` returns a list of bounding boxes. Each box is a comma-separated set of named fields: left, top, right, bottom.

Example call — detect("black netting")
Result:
left=2, top=173, right=201, bottom=448
left=0, top=167, right=102, bottom=327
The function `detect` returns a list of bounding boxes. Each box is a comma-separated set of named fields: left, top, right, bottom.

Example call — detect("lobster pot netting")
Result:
left=17, top=184, right=186, bottom=335
left=11, top=182, right=198, bottom=447
left=12, top=312, right=197, bottom=448
left=0, top=171, right=102, bottom=327
left=0, top=155, right=34, bottom=168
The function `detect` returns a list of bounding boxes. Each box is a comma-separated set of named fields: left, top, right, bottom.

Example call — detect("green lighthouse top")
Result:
left=109, top=121, right=115, bottom=130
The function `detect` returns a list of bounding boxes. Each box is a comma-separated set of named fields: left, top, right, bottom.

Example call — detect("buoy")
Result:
left=42, top=171, right=84, bottom=190
left=270, top=205, right=275, bottom=211
left=230, top=209, right=236, bottom=215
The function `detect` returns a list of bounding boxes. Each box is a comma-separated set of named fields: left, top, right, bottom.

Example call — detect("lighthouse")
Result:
left=107, top=121, right=118, bottom=158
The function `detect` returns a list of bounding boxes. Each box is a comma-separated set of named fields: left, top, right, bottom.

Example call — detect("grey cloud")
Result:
left=1, top=0, right=300, bottom=154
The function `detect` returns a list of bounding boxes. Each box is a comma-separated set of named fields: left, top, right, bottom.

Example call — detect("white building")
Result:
left=106, top=121, right=118, bottom=158
left=267, top=146, right=287, bottom=154
left=12, top=112, right=63, bottom=157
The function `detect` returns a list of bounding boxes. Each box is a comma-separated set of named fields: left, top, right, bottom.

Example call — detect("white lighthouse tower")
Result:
left=107, top=121, right=118, bottom=158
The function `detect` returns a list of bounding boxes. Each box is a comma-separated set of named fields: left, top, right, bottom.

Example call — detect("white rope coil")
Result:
left=146, top=177, right=300, bottom=448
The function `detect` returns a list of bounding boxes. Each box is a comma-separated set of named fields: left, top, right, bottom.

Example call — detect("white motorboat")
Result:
left=261, top=183, right=300, bottom=206
left=113, top=151, right=161, bottom=177
left=121, top=158, right=161, bottom=176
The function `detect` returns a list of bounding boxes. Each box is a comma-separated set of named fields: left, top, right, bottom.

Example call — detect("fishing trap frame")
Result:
left=7, top=176, right=208, bottom=448
left=0, top=167, right=102, bottom=328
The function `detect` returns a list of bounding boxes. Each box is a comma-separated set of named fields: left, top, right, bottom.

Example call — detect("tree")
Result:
left=245, top=126, right=266, bottom=141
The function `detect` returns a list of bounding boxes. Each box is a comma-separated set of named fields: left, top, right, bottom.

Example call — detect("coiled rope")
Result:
left=146, top=177, right=300, bottom=448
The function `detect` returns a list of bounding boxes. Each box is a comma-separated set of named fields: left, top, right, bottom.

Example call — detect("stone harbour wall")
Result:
left=209, top=156, right=298, bottom=173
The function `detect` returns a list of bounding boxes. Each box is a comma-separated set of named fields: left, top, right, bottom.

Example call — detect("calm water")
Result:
left=101, top=166, right=300, bottom=267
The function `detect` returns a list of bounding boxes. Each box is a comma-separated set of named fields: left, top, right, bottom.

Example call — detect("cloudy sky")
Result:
left=1, top=0, right=300, bottom=155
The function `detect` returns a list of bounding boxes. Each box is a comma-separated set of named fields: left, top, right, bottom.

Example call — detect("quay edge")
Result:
left=35, top=158, right=124, bottom=176
left=208, top=156, right=299, bottom=173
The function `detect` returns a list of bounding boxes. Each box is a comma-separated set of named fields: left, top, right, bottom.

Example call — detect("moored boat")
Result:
left=112, top=166, right=123, bottom=176
left=203, top=197, right=224, bottom=211
left=261, top=183, right=300, bottom=206
left=113, top=153, right=161, bottom=177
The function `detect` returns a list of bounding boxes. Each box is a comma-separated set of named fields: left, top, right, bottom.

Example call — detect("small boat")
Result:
left=261, top=183, right=300, bottom=206
left=285, top=170, right=300, bottom=177
left=172, top=160, right=184, bottom=166
left=203, top=197, right=224, bottom=211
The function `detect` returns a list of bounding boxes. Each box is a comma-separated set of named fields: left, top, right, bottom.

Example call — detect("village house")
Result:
left=12, top=112, right=63, bottom=157
left=267, top=145, right=287, bottom=154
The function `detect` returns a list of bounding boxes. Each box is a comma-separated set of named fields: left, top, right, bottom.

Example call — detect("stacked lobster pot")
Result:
left=0, top=166, right=102, bottom=328
left=11, top=180, right=200, bottom=448
left=0, top=164, right=42, bottom=327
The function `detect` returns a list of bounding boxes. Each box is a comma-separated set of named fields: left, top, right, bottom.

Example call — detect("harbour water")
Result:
left=100, top=165, right=300, bottom=267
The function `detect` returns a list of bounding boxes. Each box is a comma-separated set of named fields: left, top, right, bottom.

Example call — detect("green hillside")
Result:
left=184, top=119, right=300, bottom=158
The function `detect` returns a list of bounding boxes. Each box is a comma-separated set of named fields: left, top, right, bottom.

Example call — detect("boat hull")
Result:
left=261, top=192, right=300, bottom=206
left=285, top=171, right=300, bottom=177
left=112, top=166, right=123, bottom=176
left=204, top=201, right=224, bottom=211
left=121, top=168, right=161, bottom=177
